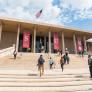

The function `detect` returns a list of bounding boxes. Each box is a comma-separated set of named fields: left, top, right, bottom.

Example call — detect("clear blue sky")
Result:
left=0, top=0, right=92, bottom=31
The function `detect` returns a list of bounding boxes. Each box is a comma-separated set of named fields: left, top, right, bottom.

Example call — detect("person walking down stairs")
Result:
left=48, top=57, right=55, bottom=69
left=88, top=54, right=92, bottom=79
left=60, top=56, right=64, bottom=72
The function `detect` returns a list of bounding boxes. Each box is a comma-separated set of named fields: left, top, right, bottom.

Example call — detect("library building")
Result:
left=0, top=18, right=92, bottom=54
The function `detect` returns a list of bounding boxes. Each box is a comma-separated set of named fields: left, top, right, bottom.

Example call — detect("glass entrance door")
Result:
left=36, top=36, right=44, bottom=53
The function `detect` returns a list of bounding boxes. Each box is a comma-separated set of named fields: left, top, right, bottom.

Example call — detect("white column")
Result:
left=49, top=30, right=51, bottom=53
left=32, top=34, right=34, bottom=52
left=44, top=36, right=46, bottom=52
left=83, top=36, right=87, bottom=51
left=16, top=24, right=20, bottom=52
left=33, top=28, right=36, bottom=53
left=62, top=32, right=65, bottom=53
left=0, top=22, right=2, bottom=43
left=60, top=35, right=62, bottom=50
left=73, top=34, right=77, bottom=54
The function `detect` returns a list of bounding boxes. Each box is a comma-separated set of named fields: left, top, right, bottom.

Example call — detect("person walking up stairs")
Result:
left=37, top=55, right=45, bottom=77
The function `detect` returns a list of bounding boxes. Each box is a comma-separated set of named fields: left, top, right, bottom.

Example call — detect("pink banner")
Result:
left=22, top=32, right=30, bottom=48
left=54, top=32, right=60, bottom=50
left=77, top=37, right=83, bottom=52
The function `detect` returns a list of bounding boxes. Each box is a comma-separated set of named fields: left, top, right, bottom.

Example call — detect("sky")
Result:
left=0, top=0, right=92, bottom=31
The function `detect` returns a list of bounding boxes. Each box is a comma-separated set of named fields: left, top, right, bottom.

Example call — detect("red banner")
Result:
left=77, top=37, right=83, bottom=52
left=22, top=32, right=30, bottom=48
left=54, top=32, right=60, bottom=50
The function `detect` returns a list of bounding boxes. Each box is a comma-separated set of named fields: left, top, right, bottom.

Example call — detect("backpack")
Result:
left=88, top=58, right=92, bottom=65
left=38, top=58, right=44, bottom=65
left=63, top=55, right=67, bottom=60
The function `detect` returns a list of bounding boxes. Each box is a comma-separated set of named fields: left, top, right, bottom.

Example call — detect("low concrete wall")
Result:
left=0, top=47, right=14, bottom=58
left=0, top=31, right=17, bottom=50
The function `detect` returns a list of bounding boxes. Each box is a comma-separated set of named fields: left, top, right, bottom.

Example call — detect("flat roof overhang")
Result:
left=0, top=17, right=92, bottom=36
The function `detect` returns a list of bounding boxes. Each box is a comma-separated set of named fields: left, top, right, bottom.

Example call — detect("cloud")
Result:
left=60, top=0, right=92, bottom=10
left=0, top=0, right=61, bottom=24
left=59, top=0, right=92, bottom=21
left=0, top=0, right=92, bottom=25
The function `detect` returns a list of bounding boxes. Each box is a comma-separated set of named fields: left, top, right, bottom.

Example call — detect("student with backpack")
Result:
left=88, top=54, right=92, bottom=79
left=38, top=55, right=45, bottom=77
left=63, top=53, right=70, bottom=64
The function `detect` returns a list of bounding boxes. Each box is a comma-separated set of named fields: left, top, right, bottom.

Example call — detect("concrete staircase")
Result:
left=0, top=53, right=88, bottom=69
left=0, top=68, right=91, bottom=92
left=0, top=53, right=91, bottom=92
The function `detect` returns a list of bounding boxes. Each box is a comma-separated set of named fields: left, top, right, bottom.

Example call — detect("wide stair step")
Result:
left=0, top=53, right=88, bottom=69
left=0, top=69, right=91, bottom=92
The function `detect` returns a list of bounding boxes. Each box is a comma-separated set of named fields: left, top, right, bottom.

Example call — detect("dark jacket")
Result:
left=88, top=57, right=92, bottom=66
left=38, top=57, right=45, bottom=65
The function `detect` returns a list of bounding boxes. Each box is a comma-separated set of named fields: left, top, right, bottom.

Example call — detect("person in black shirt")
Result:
left=13, top=50, right=17, bottom=60
left=88, top=54, right=92, bottom=79
left=38, top=55, right=45, bottom=77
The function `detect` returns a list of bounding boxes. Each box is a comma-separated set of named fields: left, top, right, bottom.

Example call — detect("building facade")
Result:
left=0, top=18, right=92, bottom=54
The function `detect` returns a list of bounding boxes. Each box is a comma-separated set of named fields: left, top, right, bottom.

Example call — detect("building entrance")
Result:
left=18, top=33, right=55, bottom=53
left=36, top=36, right=49, bottom=53
left=36, top=36, right=54, bottom=53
